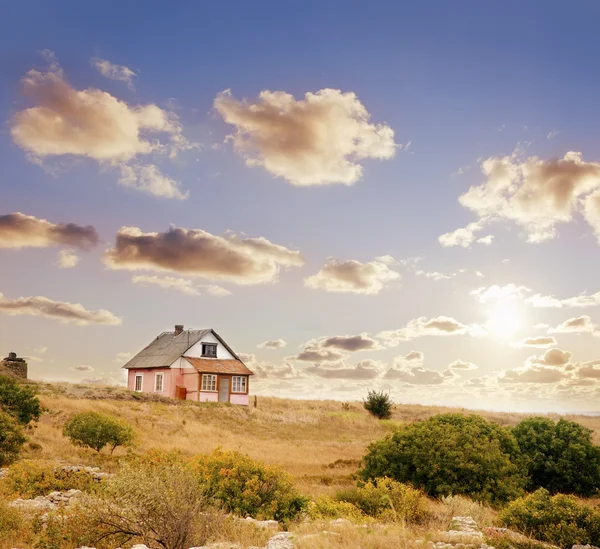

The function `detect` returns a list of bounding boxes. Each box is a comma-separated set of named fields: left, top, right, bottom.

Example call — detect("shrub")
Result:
left=336, top=477, right=429, bottom=523
left=359, top=413, right=525, bottom=504
left=0, top=375, right=41, bottom=425
left=1, top=460, right=99, bottom=498
left=363, top=390, right=393, bottom=420
left=307, top=495, right=365, bottom=521
left=63, top=411, right=134, bottom=453
left=84, top=459, right=217, bottom=549
left=189, top=448, right=308, bottom=521
left=499, top=488, right=600, bottom=548
left=0, top=410, right=26, bottom=466
left=0, top=499, right=27, bottom=539
left=512, top=417, right=600, bottom=496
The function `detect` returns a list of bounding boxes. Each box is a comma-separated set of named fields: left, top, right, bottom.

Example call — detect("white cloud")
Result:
left=304, top=258, right=400, bottom=295
left=258, top=339, right=287, bottom=350
left=91, top=57, right=136, bottom=89
left=548, top=315, right=599, bottom=335
left=378, top=316, right=485, bottom=346
left=438, top=221, right=486, bottom=248
left=57, top=249, right=79, bottom=269
left=118, top=164, right=187, bottom=200
left=448, top=359, right=478, bottom=371
left=471, top=284, right=530, bottom=303
left=214, top=88, right=397, bottom=186
left=71, top=364, right=95, bottom=372
left=516, top=336, right=557, bottom=348
left=547, top=129, right=560, bottom=140
left=132, top=275, right=201, bottom=296
left=525, top=290, right=600, bottom=308
left=0, top=292, right=121, bottom=326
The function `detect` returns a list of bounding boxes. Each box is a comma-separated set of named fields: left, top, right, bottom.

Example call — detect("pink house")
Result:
left=123, top=326, right=254, bottom=405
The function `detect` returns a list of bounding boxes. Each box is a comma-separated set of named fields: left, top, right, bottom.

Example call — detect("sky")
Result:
left=2, top=1, right=600, bottom=412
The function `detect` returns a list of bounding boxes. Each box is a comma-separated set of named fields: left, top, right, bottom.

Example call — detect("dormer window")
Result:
left=202, top=343, right=217, bottom=357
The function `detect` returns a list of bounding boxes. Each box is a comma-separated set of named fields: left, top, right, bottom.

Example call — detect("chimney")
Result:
left=174, top=325, right=184, bottom=335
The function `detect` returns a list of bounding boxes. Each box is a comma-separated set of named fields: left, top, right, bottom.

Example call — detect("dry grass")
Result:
left=22, top=381, right=600, bottom=496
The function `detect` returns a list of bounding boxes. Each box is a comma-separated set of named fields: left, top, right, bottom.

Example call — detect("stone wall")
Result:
left=1, top=352, right=28, bottom=379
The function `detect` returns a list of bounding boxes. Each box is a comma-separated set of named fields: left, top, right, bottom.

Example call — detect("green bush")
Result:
left=189, top=448, right=308, bottom=521
left=307, top=495, right=365, bottom=521
left=63, top=411, right=134, bottom=453
left=499, top=488, right=600, bottom=548
left=0, top=499, right=26, bottom=539
left=359, top=413, right=525, bottom=504
left=336, top=477, right=429, bottom=523
left=513, top=417, right=600, bottom=496
left=0, top=375, right=41, bottom=425
left=1, top=460, right=99, bottom=498
left=0, top=410, right=26, bottom=466
left=363, top=390, right=393, bottom=420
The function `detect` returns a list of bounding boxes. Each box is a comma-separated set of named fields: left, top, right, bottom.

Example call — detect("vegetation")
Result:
left=336, top=477, right=429, bottom=523
left=63, top=411, right=135, bottom=453
left=359, top=413, right=525, bottom=504
left=512, top=417, right=600, bottom=496
left=0, top=411, right=26, bottom=466
left=0, top=376, right=41, bottom=426
left=189, top=448, right=308, bottom=521
left=363, top=390, right=393, bottom=420
left=499, top=488, right=600, bottom=548
left=307, top=495, right=365, bottom=521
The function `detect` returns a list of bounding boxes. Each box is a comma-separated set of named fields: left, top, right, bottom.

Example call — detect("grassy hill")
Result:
left=25, top=381, right=600, bottom=497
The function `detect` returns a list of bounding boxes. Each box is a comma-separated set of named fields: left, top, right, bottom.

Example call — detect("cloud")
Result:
left=214, top=88, right=397, bottom=186
left=205, top=285, right=231, bottom=297
left=438, top=221, right=486, bottom=248
left=114, top=352, right=132, bottom=363
left=448, top=359, right=478, bottom=371
left=11, top=53, right=193, bottom=198
left=477, top=235, right=494, bottom=245
left=0, top=292, right=121, bottom=325
left=306, top=360, right=381, bottom=380
left=0, top=212, right=98, bottom=250
left=517, top=336, right=557, bottom=348
left=404, top=351, right=424, bottom=363
left=118, top=164, right=187, bottom=200
left=378, top=316, right=485, bottom=346
left=105, top=225, right=304, bottom=285
left=446, top=151, right=600, bottom=244
left=258, top=339, right=287, bottom=350
left=132, top=275, right=201, bottom=296
left=525, top=290, right=600, bottom=308
left=70, top=365, right=95, bottom=372
left=549, top=315, right=599, bottom=335
left=57, top=249, right=79, bottom=269
left=304, top=258, right=400, bottom=295
left=318, top=333, right=381, bottom=352
left=471, top=284, right=530, bottom=303
left=91, top=57, right=136, bottom=89
left=384, top=364, right=446, bottom=385
left=528, top=348, right=572, bottom=367
left=289, top=349, right=345, bottom=363
left=547, top=129, right=560, bottom=140
left=499, top=365, right=567, bottom=384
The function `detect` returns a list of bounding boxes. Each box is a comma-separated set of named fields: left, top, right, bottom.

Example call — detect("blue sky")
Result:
left=2, top=1, right=600, bottom=412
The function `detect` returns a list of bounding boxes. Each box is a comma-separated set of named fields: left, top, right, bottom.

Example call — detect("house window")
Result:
left=202, top=343, right=217, bottom=357
left=155, top=373, right=164, bottom=392
left=202, top=374, right=217, bottom=391
left=232, top=376, right=247, bottom=393
left=134, top=374, right=143, bottom=392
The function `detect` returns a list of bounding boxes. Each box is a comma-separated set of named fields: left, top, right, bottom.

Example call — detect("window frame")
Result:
left=202, top=343, right=217, bottom=357
left=134, top=374, right=143, bottom=392
left=231, top=375, right=247, bottom=394
left=154, top=372, right=164, bottom=392
left=201, top=373, right=217, bottom=392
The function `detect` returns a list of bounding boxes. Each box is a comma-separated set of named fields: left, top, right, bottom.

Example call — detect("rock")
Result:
left=573, top=546, right=600, bottom=549
left=244, top=517, right=279, bottom=528
left=266, top=532, right=295, bottom=549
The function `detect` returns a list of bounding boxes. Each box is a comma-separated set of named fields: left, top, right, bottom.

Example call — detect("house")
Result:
left=122, top=325, right=253, bottom=405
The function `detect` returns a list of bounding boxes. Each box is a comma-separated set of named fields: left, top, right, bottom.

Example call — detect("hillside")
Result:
left=25, top=381, right=600, bottom=496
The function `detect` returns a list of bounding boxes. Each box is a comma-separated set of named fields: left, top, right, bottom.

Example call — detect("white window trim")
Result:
left=134, top=374, right=143, bottom=392
left=201, top=374, right=217, bottom=392
left=231, top=376, right=247, bottom=393
left=154, top=372, right=164, bottom=392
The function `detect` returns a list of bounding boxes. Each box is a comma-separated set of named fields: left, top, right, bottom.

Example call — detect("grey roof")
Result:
left=122, top=328, right=242, bottom=370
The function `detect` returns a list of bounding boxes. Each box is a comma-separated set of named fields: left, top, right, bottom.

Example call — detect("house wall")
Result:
left=230, top=393, right=249, bottom=405
left=127, top=368, right=174, bottom=398
left=186, top=332, right=235, bottom=359
left=169, top=363, right=201, bottom=400
left=199, top=391, right=218, bottom=402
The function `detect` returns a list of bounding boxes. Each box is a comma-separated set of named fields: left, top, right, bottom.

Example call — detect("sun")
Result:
left=485, top=301, right=523, bottom=339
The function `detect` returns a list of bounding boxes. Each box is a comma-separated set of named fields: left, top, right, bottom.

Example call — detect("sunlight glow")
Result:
left=485, top=301, right=524, bottom=339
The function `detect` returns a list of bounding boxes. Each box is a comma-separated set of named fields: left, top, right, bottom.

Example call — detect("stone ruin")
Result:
left=1, top=351, right=28, bottom=379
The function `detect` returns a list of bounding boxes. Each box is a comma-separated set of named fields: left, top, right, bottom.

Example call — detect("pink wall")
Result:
left=199, top=391, right=218, bottom=402
left=128, top=368, right=174, bottom=397
left=230, top=393, right=249, bottom=406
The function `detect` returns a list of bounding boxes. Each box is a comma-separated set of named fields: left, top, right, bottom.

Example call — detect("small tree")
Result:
left=0, top=375, right=41, bottom=426
left=0, top=410, right=26, bottom=466
left=363, top=390, right=393, bottom=419
left=63, top=412, right=134, bottom=454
